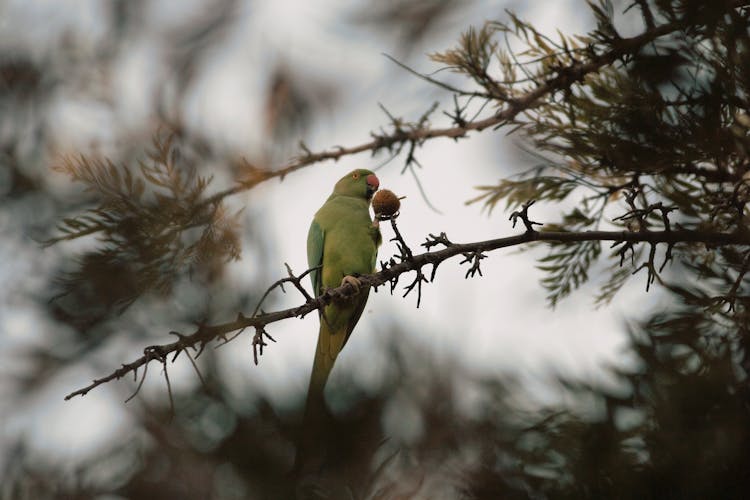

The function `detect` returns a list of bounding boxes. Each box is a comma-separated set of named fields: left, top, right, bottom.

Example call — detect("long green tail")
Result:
left=294, top=320, right=347, bottom=474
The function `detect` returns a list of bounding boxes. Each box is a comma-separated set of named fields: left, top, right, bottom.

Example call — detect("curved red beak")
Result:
left=366, top=173, right=379, bottom=197
left=366, top=173, right=379, bottom=190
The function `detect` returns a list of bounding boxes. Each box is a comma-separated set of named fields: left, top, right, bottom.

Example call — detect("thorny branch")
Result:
left=65, top=219, right=750, bottom=401
left=379, top=216, right=430, bottom=307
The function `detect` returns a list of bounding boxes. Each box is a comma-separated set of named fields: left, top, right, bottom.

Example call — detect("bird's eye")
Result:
left=352, top=172, right=360, bottom=180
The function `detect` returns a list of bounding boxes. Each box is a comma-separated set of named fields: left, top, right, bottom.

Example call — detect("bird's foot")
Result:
left=340, top=275, right=362, bottom=294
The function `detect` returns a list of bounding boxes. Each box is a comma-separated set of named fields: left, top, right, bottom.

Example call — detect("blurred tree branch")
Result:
left=207, top=10, right=702, bottom=200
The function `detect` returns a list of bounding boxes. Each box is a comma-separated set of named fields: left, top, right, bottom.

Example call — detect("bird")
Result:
left=296, top=168, right=381, bottom=472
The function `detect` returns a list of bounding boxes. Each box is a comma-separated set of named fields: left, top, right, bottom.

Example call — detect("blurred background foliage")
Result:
left=1, top=0, right=749, bottom=499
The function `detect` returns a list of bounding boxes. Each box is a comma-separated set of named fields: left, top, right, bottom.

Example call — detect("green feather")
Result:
left=307, top=219, right=324, bottom=296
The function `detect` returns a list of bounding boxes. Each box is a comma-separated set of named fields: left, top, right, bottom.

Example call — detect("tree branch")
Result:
left=197, top=14, right=697, bottom=206
left=65, top=225, right=750, bottom=401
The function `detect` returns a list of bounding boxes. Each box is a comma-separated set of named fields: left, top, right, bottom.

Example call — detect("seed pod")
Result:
left=372, top=189, right=401, bottom=217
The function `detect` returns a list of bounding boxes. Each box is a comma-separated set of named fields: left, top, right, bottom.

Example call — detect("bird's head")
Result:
left=333, top=169, right=379, bottom=200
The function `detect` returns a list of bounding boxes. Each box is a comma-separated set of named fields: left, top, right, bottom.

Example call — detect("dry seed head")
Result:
left=372, top=189, right=401, bottom=217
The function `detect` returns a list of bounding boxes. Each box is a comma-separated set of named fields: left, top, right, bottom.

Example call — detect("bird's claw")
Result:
left=341, top=275, right=362, bottom=294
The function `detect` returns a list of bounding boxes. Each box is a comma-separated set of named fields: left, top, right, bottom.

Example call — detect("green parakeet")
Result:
left=297, top=168, right=381, bottom=468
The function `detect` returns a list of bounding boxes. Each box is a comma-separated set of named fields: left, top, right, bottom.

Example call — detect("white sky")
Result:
left=0, top=0, right=662, bottom=469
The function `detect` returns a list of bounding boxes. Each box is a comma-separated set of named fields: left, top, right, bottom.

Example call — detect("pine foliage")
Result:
left=49, top=134, right=241, bottom=310
left=441, top=0, right=750, bottom=305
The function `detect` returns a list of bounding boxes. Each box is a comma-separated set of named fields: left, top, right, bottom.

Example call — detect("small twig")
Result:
left=509, top=200, right=543, bottom=232
left=184, top=349, right=207, bottom=390
left=389, top=217, right=414, bottom=261
left=612, top=240, right=636, bottom=267
left=284, top=263, right=315, bottom=301
left=124, top=362, right=149, bottom=404
left=402, top=271, right=429, bottom=308
left=251, top=264, right=320, bottom=318
left=378, top=257, right=400, bottom=294
left=634, top=0, right=655, bottom=29
left=460, top=251, right=487, bottom=278
left=251, top=326, right=276, bottom=365
left=631, top=242, right=661, bottom=292
left=386, top=216, right=429, bottom=306
left=659, top=242, right=675, bottom=273
left=423, top=232, right=454, bottom=250
left=422, top=232, right=454, bottom=281
left=416, top=101, right=440, bottom=128
left=406, top=163, right=443, bottom=214
left=383, top=53, right=495, bottom=99
left=162, top=359, right=174, bottom=417
left=378, top=102, right=404, bottom=131
left=443, top=94, right=469, bottom=128
left=614, top=200, right=676, bottom=232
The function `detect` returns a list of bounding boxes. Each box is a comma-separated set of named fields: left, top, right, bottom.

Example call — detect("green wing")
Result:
left=342, top=290, right=369, bottom=349
left=307, top=218, right=324, bottom=297
left=342, top=226, right=380, bottom=348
